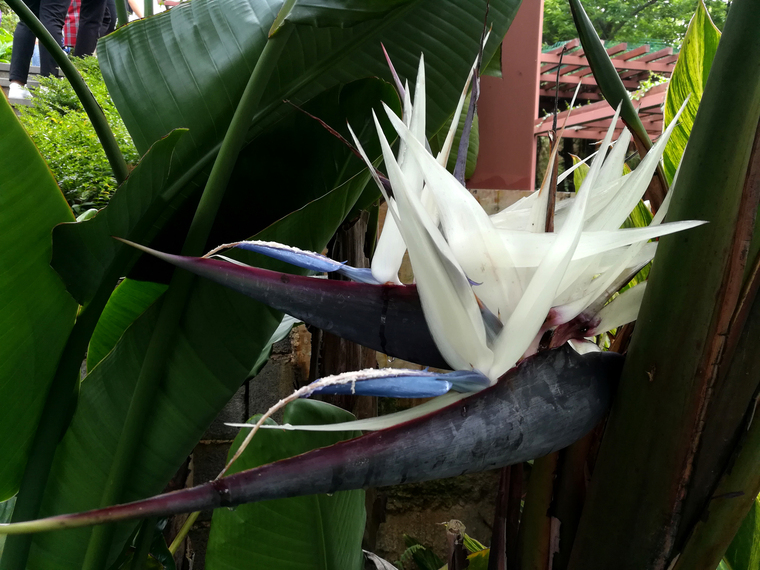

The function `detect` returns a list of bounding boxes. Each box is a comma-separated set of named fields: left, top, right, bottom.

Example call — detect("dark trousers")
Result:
left=100, top=0, right=117, bottom=36
left=72, top=0, right=107, bottom=56
left=8, top=0, right=71, bottom=83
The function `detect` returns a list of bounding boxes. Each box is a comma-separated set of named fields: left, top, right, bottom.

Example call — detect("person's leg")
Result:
left=100, top=0, right=116, bottom=36
left=37, top=0, right=71, bottom=76
left=8, top=0, right=41, bottom=84
left=73, top=0, right=106, bottom=56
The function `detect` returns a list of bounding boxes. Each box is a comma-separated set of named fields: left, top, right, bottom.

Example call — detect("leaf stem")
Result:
left=5, top=0, right=129, bottom=184
left=115, top=0, right=128, bottom=27
left=518, top=453, right=559, bottom=569
left=168, top=511, right=199, bottom=555
left=81, top=26, right=293, bottom=570
left=129, top=517, right=157, bottom=570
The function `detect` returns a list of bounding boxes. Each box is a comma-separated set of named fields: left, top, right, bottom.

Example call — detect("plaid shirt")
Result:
left=63, top=0, right=79, bottom=49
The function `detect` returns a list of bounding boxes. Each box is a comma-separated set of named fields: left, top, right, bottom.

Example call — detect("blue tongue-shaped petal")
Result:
left=305, top=368, right=491, bottom=398
left=234, top=241, right=381, bottom=284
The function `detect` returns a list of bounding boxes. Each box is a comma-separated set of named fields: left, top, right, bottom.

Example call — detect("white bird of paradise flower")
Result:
left=343, top=53, right=703, bottom=384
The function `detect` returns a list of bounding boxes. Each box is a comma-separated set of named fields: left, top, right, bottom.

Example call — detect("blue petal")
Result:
left=338, top=266, right=382, bottom=285
left=304, top=368, right=491, bottom=399
left=309, top=376, right=453, bottom=398
left=447, top=370, right=493, bottom=393
left=236, top=242, right=343, bottom=273
left=236, top=242, right=381, bottom=284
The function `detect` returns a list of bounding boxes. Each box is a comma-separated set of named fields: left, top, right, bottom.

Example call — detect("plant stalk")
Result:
left=506, top=464, right=523, bottom=567
left=5, top=0, right=129, bottom=184
left=129, top=517, right=157, bottom=570
left=488, top=467, right=510, bottom=570
left=115, top=0, right=128, bottom=27
left=518, top=453, right=558, bottom=570
left=168, top=511, right=199, bottom=555
left=81, top=27, right=293, bottom=570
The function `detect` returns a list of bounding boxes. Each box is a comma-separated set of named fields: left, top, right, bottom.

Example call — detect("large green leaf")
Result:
left=663, top=0, right=721, bottom=184
left=50, top=130, right=188, bottom=306
left=99, top=0, right=516, bottom=158
left=724, top=496, right=760, bottom=570
left=205, top=399, right=365, bottom=570
left=25, top=173, right=371, bottom=570
left=270, top=0, right=413, bottom=33
left=96, top=0, right=520, bottom=270
left=0, top=96, right=78, bottom=501
left=86, top=279, right=168, bottom=372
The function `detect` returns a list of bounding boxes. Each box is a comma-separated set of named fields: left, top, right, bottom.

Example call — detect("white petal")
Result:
left=488, top=106, right=622, bottom=378
left=240, top=392, right=470, bottom=432
left=384, top=105, right=522, bottom=321
left=585, top=98, right=689, bottom=231
left=498, top=221, right=703, bottom=268
left=410, top=54, right=426, bottom=145
left=347, top=124, right=405, bottom=284
left=373, top=113, right=493, bottom=373
left=568, top=339, right=602, bottom=355
left=595, top=128, right=632, bottom=189
left=371, top=207, right=406, bottom=284
left=588, top=282, right=648, bottom=336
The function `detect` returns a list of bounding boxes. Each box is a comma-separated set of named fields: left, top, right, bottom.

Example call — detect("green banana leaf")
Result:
left=100, top=0, right=516, bottom=157
left=0, top=96, right=78, bottom=501
left=205, top=399, right=365, bottom=570
left=96, top=0, right=520, bottom=271
left=662, top=0, right=721, bottom=184
left=51, top=78, right=395, bottom=300
left=723, top=496, right=760, bottom=570
left=51, top=129, right=188, bottom=306
left=107, top=520, right=175, bottom=570
left=24, top=173, right=372, bottom=570
left=86, top=280, right=168, bottom=372
left=270, top=0, right=413, bottom=33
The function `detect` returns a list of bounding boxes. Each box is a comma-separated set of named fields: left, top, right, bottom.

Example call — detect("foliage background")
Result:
left=16, top=57, right=139, bottom=215
left=0, top=1, right=16, bottom=63
left=542, top=0, right=729, bottom=45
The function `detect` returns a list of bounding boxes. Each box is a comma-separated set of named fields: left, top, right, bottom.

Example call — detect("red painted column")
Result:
left=469, top=0, right=544, bottom=190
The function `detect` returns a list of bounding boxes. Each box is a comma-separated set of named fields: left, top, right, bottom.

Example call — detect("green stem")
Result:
left=5, top=0, right=129, bottom=184
left=129, top=517, right=157, bottom=570
left=115, top=0, right=128, bottom=28
left=168, top=511, right=199, bottom=555
left=143, top=0, right=153, bottom=18
left=81, top=27, right=293, bottom=570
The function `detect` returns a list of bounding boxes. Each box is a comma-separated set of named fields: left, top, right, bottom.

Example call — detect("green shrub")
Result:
left=0, top=4, right=16, bottom=62
left=18, top=56, right=140, bottom=214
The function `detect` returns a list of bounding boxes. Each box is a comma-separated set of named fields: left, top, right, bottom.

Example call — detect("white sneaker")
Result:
left=8, top=83, right=32, bottom=100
